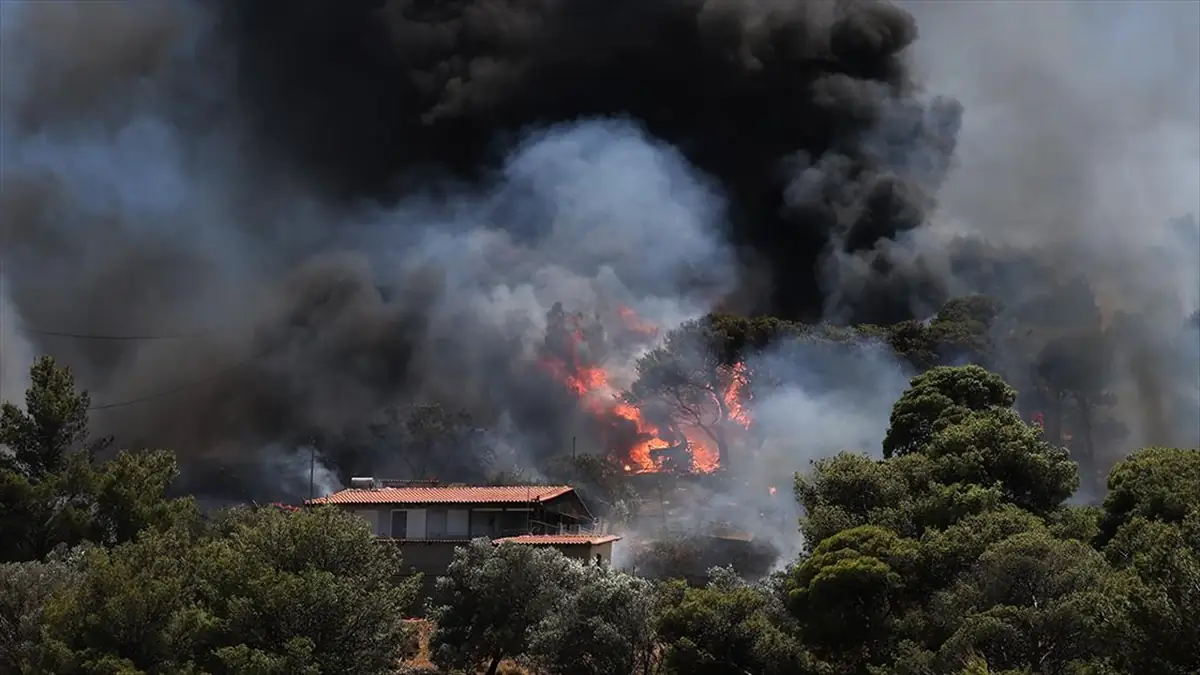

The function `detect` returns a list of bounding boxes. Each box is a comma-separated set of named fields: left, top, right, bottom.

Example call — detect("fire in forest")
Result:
left=537, top=303, right=751, bottom=474
left=1030, top=410, right=1075, bottom=446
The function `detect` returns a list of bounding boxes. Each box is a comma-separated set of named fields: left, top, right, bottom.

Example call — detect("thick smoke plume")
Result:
left=0, top=0, right=958, bottom=500
left=902, top=0, right=1200, bottom=456
left=213, top=0, right=963, bottom=321
left=1, top=0, right=1196, bottom=515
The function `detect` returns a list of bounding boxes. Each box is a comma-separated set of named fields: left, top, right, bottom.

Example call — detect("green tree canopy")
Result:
left=35, top=505, right=418, bottom=675
left=0, top=449, right=194, bottom=563
left=927, top=530, right=1127, bottom=674
left=0, top=356, right=99, bottom=479
left=1097, top=447, right=1200, bottom=674
left=657, top=569, right=814, bottom=675
left=1, top=357, right=190, bottom=562
left=921, top=409, right=1078, bottom=514
left=884, top=365, right=1018, bottom=459
left=430, top=539, right=586, bottom=675
left=798, top=367, right=1077, bottom=553
left=1097, top=446, right=1200, bottom=545
left=788, top=526, right=918, bottom=669
left=526, top=565, right=659, bottom=675
left=0, top=546, right=90, bottom=674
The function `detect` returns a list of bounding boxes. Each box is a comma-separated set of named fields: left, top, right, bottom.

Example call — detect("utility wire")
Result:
left=11, top=323, right=250, bottom=409
left=87, top=358, right=257, bottom=411
left=17, top=326, right=205, bottom=341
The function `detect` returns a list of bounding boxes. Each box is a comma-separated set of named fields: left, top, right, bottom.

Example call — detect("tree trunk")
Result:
left=709, top=388, right=733, bottom=472
left=714, top=425, right=731, bottom=473
left=695, top=420, right=732, bottom=474
left=485, top=653, right=503, bottom=675
left=1046, top=391, right=1064, bottom=446
left=1075, top=394, right=1097, bottom=494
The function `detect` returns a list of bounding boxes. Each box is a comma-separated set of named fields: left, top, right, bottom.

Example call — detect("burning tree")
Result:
left=536, top=304, right=749, bottom=474
left=538, top=302, right=608, bottom=397
left=621, top=320, right=751, bottom=473
left=1034, top=330, right=1127, bottom=494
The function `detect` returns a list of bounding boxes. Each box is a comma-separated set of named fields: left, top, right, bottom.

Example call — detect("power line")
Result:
left=18, top=326, right=204, bottom=341
left=87, top=358, right=256, bottom=411
left=6, top=321, right=253, bottom=409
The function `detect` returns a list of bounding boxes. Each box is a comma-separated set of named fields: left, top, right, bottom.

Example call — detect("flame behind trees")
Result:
left=537, top=305, right=751, bottom=474
left=620, top=321, right=751, bottom=473
left=537, top=302, right=673, bottom=471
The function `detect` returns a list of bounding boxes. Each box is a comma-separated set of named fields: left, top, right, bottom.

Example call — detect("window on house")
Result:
left=426, top=508, right=448, bottom=537
left=501, top=511, right=527, bottom=535
left=470, top=511, right=501, bottom=537
left=448, top=509, right=470, bottom=537
left=390, top=510, right=408, bottom=539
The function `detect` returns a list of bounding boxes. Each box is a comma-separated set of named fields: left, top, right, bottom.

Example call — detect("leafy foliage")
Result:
left=526, top=566, right=659, bottom=675
left=657, top=569, right=814, bottom=675
left=2, top=304, right=1197, bottom=675
left=921, top=409, right=1078, bottom=514
left=927, top=531, right=1126, bottom=673
left=0, top=356, right=96, bottom=478
left=789, top=526, right=917, bottom=668
left=1097, top=446, right=1200, bottom=545
left=430, top=539, right=586, bottom=675
left=1097, top=448, right=1200, bottom=674
left=36, top=506, right=419, bottom=674
left=883, top=365, right=1017, bottom=459
left=0, top=448, right=195, bottom=563
left=0, top=546, right=90, bottom=673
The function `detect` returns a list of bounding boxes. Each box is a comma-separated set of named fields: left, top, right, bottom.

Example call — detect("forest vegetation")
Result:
left=1, top=293, right=1197, bottom=675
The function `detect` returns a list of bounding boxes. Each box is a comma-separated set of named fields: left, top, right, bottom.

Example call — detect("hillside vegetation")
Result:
left=1, top=314, right=1198, bottom=674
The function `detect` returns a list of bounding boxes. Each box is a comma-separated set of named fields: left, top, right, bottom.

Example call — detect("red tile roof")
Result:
left=493, top=534, right=622, bottom=546
left=306, top=484, right=575, bottom=506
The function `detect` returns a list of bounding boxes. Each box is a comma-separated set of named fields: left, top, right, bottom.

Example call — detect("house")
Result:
left=304, top=479, right=621, bottom=589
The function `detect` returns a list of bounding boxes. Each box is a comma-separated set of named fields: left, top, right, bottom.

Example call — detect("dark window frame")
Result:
left=390, top=509, right=408, bottom=539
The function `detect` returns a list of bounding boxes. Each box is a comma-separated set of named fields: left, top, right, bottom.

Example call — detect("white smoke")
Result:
left=0, top=278, right=33, bottom=408
left=370, top=117, right=738, bottom=349
left=903, top=0, right=1200, bottom=450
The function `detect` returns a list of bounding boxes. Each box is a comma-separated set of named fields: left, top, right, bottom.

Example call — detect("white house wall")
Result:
left=349, top=508, right=381, bottom=536
left=336, top=505, right=540, bottom=539
left=342, top=507, right=429, bottom=538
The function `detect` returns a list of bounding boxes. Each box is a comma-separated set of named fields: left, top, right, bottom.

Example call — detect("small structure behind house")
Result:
left=304, top=479, right=620, bottom=600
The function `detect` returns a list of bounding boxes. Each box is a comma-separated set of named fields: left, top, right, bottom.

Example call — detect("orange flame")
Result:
left=616, top=306, right=659, bottom=339
left=724, top=362, right=752, bottom=428
left=537, top=305, right=751, bottom=474
left=611, top=401, right=671, bottom=470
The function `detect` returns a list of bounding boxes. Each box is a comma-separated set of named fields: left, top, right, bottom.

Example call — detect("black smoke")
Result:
left=213, top=0, right=962, bottom=320
left=0, top=0, right=982, bottom=501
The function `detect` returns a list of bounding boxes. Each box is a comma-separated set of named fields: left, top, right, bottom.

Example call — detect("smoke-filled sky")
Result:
left=1, top=0, right=1197, bottom=502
